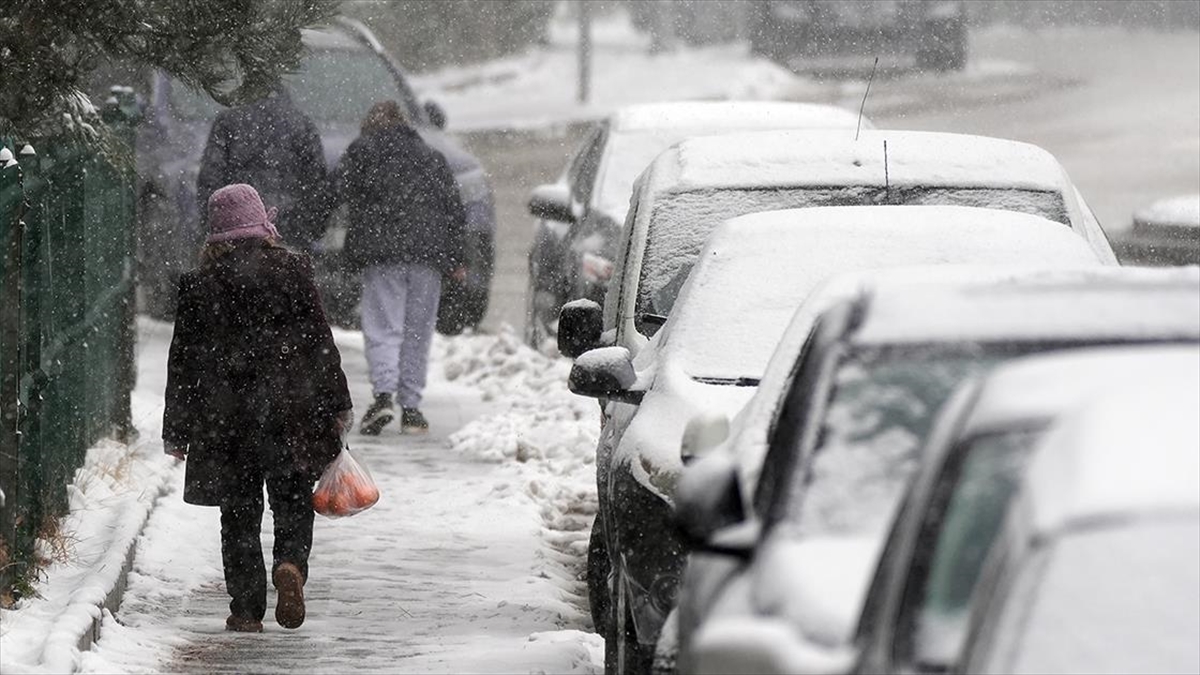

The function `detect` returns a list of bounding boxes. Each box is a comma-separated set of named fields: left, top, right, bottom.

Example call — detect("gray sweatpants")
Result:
left=360, top=263, right=442, bottom=409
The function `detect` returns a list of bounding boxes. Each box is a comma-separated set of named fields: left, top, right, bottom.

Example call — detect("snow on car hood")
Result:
left=618, top=357, right=757, bottom=504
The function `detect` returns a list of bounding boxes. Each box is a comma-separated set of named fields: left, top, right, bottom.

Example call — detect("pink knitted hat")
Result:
left=206, top=184, right=281, bottom=244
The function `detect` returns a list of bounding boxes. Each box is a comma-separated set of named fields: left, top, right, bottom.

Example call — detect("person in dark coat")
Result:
left=163, top=183, right=353, bottom=633
left=332, top=100, right=467, bottom=435
left=197, top=86, right=329, bottom=250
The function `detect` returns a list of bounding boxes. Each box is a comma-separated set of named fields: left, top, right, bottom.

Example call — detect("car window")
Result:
left=754, top=315, right=840, bottom=518
left=780, top=344, right=1003, bottom=539
left=634, top=186, right=1068, bottom=337
left=168, top=48, right=412, bottom=124
left=893, top=429, right=1043, bottom=671
left=567, top=124, right=608, bottom=207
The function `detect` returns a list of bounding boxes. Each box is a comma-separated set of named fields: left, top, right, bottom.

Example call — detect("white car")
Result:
left=853, top=345, right=1200, bottom=674
left=525, top=100, right=869, bottom=347
left=557, top=128, right=1118, bottom=360
left=675, top=266, right=1200, bottom=675
left=566, top=205, right=1104, bottom=674
left=962, top=366, right=1200, bottom=675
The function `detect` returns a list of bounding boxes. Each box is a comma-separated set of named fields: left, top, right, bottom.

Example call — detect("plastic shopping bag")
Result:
left=312, top=447, right=380, bottom=517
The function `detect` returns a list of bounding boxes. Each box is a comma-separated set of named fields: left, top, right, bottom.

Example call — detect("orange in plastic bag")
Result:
left=312, top=447, right=380, bottom=517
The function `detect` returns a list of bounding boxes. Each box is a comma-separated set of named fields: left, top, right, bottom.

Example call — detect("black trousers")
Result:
left=219, top=459, right=315, bottom=621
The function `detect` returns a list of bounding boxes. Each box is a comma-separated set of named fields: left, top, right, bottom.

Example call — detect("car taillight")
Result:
left=581, top=252, right=614, bottom=283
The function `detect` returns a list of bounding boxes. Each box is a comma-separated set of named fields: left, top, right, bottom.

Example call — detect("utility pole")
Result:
left=577, top=1, right=592, bottom=104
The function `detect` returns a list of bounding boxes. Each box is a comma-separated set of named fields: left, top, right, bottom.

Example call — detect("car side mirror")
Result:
left=557, top=298, right=602, bottom=358
left=528, top=183, right=575, bottom=224
left=674, top=452, right=749, bottom=553
left=424, top=100, right=447, bottom=129
left=568, top=346, right=644, bottom=403
left=681, top=412, right=729, bottom=465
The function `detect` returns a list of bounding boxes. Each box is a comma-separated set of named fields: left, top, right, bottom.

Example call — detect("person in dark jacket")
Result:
left=333, top=100, right=467, bottom=435
left=197, top=86, right=329, bottom=250
left=163, top=183, right=353, bottom=633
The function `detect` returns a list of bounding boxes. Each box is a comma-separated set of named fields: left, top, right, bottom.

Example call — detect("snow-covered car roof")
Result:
left=1021, top=366, right=1200, bottom=536
left=1133, top=193, right=1200, bottom=229
left=854, top=266, right=1200, bottom=345
left=609, top=101, right=868, bottom=134
left=658, top=205, right=1102, bottom=381
left=596, top=101, right=868, bottom=223
left=644, top=129, right=1071, bottom=195
left=727, top=264, right=1200, bottom=503
left=960, top=345, right=1200, bottom=435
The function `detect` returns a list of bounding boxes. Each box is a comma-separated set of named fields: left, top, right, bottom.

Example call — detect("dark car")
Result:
left=135, top=17, right=495, bottom=332
left=748, top=0, right=968, bottom=71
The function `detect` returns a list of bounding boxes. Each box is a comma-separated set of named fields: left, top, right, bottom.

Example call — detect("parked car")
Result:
left=135, top=16, right=495, bottom=332
left=1113, top=194, right=1200, bottom=266
left=557, top=128, right=1118, bottom=362
left=525, top=101, right=868, bottom=348
left=568, top=206, right=1104, bottom=675
left=830, top=345, right=1198, bottom=674
left=747, top=0, right=969, bottom=71
left=961, top=369, right=1200, bottom=675
left=673, top=266, right=1200, bottom=675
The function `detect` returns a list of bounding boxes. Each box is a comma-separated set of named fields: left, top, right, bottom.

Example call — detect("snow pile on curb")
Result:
left=436, top=327, right=603, bottom=661
left=0, top=438, right=176, bottom=674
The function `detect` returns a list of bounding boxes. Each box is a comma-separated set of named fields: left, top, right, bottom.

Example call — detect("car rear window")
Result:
left=169, top=48, right=413, bottom=124
left=635, top=186, right=1068, bottom=336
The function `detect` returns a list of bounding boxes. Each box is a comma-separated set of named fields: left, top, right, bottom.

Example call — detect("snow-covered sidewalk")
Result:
left=4, top=318, right=602, bottom=674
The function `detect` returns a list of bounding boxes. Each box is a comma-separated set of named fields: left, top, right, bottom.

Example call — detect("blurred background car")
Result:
left=569, top=206, right=1103, bottom=675
left=524, top=101, right=868, bottom=349
left=135, top=16, right=496, bottom=332
left=556, top=129, right=1119, bottom=362
left=674, top=266, right=1200, bottom=675
left=1112, top=194, right=1200, bottom=266
left=961, top=368, right=1200, bottom=675
left=747, top=0, right=969, bottom=71
left=854, top=345, right=1200, bottom=674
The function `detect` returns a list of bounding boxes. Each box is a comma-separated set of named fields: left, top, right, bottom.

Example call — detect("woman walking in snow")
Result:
left=333, top=100, right=468, bottom=436
left=163, top=183, right=353, bottom=633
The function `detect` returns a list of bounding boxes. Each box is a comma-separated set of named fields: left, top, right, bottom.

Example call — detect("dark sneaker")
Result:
left=273, top=562, right=306, bottom=629
left=359, top=393, right=395, bottom=436
left=225, top=614, right=264, bottom=633
left=401, top=408, right=429, bottom=434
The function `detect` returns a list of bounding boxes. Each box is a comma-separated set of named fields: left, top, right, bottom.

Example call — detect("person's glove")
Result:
left=334, top=409, right=354, bottom=439
left=164, top=441, right=187, bottom=462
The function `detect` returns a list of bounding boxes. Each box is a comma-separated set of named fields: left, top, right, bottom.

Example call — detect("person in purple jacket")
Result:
left=163, top=184, right=352, bottom=633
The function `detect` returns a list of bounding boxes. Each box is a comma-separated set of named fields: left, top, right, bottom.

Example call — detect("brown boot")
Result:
left=273, top=562, right=306, bottom=629
left=225, top=615, right=264, bottom=632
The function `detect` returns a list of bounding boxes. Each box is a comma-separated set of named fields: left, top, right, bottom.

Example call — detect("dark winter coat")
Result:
left=333, top=125, right=467, bottom=274
left=197, top=92, right=329, bottom=250
left=163, top=242, right=352, bottom=506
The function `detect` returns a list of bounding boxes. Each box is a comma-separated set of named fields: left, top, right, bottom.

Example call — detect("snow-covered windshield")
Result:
left=636, top=186, right=1068, bottom=334
left=783, top=344, right=1006, bottom=538
left=170, top=50, right=410, bottom=124
left=912, top=429, right=1042, bottom=668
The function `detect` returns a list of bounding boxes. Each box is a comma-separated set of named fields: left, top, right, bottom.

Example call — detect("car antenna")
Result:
left=883, top=139, right=890, bottom=200
left=855, top=56, right=879, bottom=141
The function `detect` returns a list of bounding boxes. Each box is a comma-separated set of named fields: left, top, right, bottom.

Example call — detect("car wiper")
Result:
left=692, top=376, right=761, bottom=387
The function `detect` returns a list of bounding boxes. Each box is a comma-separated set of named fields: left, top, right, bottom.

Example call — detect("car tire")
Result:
left=588, top=514, right=612, bottom=638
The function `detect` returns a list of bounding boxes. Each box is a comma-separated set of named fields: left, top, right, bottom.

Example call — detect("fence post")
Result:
left=0, top=142, right=27, bottom=586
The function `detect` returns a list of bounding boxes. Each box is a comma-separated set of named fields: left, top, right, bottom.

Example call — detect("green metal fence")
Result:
left=0, top=104, right=137, bottom=593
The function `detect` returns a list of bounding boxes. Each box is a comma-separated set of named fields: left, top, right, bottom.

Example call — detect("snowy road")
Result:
left=79, top=323, right=603, bottom=674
